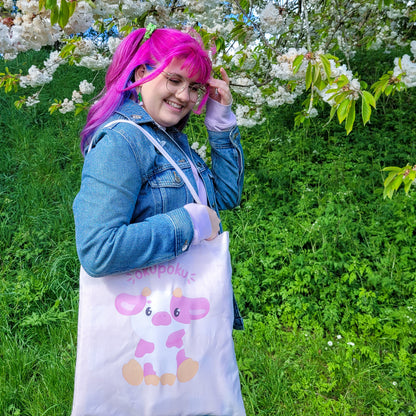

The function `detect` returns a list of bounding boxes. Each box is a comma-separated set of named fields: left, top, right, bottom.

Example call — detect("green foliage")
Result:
left=39, top=0, right=77, bottom=28
left=0, top=67, right=21, bottom=93
left=383, top=165, right=416, bottom=198
left=292, top=52, right=377, bottom=135
left=1, top=48, right=416, bottom=415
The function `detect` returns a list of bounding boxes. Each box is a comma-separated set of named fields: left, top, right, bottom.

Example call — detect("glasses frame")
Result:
left=162, top=71, right=208, bottom=105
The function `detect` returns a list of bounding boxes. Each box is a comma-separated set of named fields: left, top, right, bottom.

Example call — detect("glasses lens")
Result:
left=192, top=84, right=207, bottom=104
left=165, top=73, right=206, bottom=103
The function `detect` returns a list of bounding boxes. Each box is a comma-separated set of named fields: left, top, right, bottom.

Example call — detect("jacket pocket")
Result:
left=148, top=166, right=191, bottom=213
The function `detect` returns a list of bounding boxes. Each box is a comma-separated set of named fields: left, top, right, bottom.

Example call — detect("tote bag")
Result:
left=71, top=120, right=246, bottom=416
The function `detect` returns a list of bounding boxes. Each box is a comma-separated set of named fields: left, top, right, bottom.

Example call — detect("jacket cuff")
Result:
left=204, top=97, right=237, bottom=131
left=184, top=203, right=212, bottom=244
left=166, top=207, right=195, bottom=254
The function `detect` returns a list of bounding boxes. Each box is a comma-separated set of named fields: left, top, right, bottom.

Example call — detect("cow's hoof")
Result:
left=122, top=359, right=143, bottom=386
left=144, top=374, right=160, bottom=386
left=177, top=358, right=199, bottom=382
left=160, top=373, right=176, bottom=386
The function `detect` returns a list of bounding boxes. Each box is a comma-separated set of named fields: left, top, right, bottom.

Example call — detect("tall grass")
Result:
left=1, top=48, right=416, bottom=415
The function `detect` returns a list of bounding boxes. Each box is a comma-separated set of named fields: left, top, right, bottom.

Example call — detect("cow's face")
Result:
left=115, top=287, right=210, bottom=340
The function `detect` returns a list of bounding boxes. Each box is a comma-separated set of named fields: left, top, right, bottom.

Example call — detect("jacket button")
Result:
left=182, top=240, right=189, bottom=251
left=174, top=172, right=181, bottom=183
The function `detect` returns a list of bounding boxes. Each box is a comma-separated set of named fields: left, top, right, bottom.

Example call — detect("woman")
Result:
left=73, top=26, right=244, bottom=329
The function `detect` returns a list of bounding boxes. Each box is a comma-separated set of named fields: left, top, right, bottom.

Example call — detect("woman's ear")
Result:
left=134, top=65, right=146, bottom=81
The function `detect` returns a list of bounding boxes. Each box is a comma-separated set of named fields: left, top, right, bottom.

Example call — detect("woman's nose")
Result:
left=175, top=85, right=191, bottom=101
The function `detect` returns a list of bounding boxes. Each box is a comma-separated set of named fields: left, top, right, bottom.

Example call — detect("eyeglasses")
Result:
left=162, top=72, right=207, bottom=104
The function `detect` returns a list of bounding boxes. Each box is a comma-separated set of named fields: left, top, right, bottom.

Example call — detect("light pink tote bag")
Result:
left=71, top=120, right=246, bottom=416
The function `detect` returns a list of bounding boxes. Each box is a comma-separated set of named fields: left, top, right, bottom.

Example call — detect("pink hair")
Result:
left=80, top=28, right=213, bottom=153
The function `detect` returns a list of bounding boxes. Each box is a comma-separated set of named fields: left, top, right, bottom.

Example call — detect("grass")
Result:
left=1, top=48, right=416, bottom=415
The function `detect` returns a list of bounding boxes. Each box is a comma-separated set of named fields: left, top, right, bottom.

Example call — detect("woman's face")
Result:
left=136, top=59, right=202, bottom=128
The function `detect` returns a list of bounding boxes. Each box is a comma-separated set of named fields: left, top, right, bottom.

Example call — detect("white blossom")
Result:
left=59, top=98, right=75, bottom=114
left=19, top=50, right=64, bottom=88
left=76, top=53, right=111, bottom=70
left=3, top=0, right=14, bottom=9
left=1, top=0, right=416, bottom=128
left=108, top=36, right=122, bottom=54
left=20, top=65, right=53, bottom=88
left=191, top=142, right=207, bottom=161
left=79, top=80, right=95, bottom=95
left=16, top=0, right=40, bottom=14
left=411, top=41, right=416, bottom=58
left=72, top=90, right=84, bottom=104
left=26, top=93, right=40, bottom=106
left=235, top=104, right=265, bottom=128
left=259, top=3, right=286, bottom=35
left=307, top=107, right=318, bottom=118
left=393, top=54, right=416, bottom=87
left=64, top=1, right=94, bottom=35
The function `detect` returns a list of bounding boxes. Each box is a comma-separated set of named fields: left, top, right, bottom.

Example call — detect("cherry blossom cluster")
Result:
left=393, top=41, right=416, bottom=88
left=55, top=79, right=95, bottom=113
left=0, top=0, right=415, bottom=128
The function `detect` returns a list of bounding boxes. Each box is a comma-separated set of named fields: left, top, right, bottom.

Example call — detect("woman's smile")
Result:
left=138, top=60, right=199, bottom=127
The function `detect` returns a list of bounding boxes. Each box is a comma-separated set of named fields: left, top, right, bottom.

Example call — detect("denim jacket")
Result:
left=73, top=99, right=244, bottom=329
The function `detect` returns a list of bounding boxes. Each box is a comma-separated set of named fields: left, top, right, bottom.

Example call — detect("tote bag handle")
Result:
left=90, top=119, right=202, bottom=204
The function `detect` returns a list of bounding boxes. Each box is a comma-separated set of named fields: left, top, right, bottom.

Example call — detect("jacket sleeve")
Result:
left=208, top=125, right=244, bottom=210
left=73, top=130, right=194, bottom=277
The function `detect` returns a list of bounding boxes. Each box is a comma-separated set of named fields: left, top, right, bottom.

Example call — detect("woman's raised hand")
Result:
left=205, top=206, right=221, bottom=240
left=208, top=67, right=232, bottom=106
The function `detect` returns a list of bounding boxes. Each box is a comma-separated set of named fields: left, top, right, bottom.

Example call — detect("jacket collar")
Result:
left=114, top=99, right=154, bottom=125
left=114, top=99, right=187, bottom=136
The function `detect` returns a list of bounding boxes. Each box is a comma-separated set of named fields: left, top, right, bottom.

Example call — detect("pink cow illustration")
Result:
left=115, top=287, right=210, bottom=386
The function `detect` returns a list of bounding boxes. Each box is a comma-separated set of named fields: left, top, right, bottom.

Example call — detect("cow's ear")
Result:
left=115, top=293, right=147, bottom=316
left=173, top=288, right=182, bottom=298
left=142, top=287, right=151, bottom=297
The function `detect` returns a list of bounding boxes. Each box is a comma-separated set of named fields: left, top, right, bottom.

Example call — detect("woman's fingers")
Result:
left=208, top=67, right=232, bottom=105
left=206, top=207, right=220, bottom=240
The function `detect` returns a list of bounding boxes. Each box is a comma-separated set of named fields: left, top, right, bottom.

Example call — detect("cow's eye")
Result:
left=174, top=308, right=180, bottom=317
left=145, top=307, right=152, bottom=316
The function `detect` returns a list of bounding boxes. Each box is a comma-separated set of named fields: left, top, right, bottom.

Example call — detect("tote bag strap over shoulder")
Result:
left=100, top=119, right=202, bottom=204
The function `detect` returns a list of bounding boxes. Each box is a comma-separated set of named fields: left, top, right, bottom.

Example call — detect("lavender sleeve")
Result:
left=184, top=203, right=212, bottom=244
left=204, top=97, right=237, bottom=132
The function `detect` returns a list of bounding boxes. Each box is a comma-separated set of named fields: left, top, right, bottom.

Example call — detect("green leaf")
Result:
left=59, top=0, right=69, bottom=28
left=362, top=90, right=376, bottom=108
left=334, top=91, right=349, bottom=105
left=382, top=166, right=404, bottom=173
left=305, top=62, right=312, bottom=90
left=292, top=55, right=304, bottom=74
left=215, top=37, right=225, bottom=53
left=336, top=75, right=349, bottom=88
left=68, top=1, right=76, bottom=16
left=313, top=63, right=321, bottom=84
left=345, top=100, right=356, bottom=134
left=320, top=54, right=331, bottom=80
left=361, top=95, right=371, bottom=125
left=337, top=98, right=350, bottom=124
left=239, top=0, right=250, bottom=13
left=329, top=105, right=337, bottom=122
left=385, top=84, right=394, bottom=96
left=50, top=4, right=59, bottom=25
left=45, top=0, right=56, bottom=9
left=404, top=180, right=413, bottom=194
